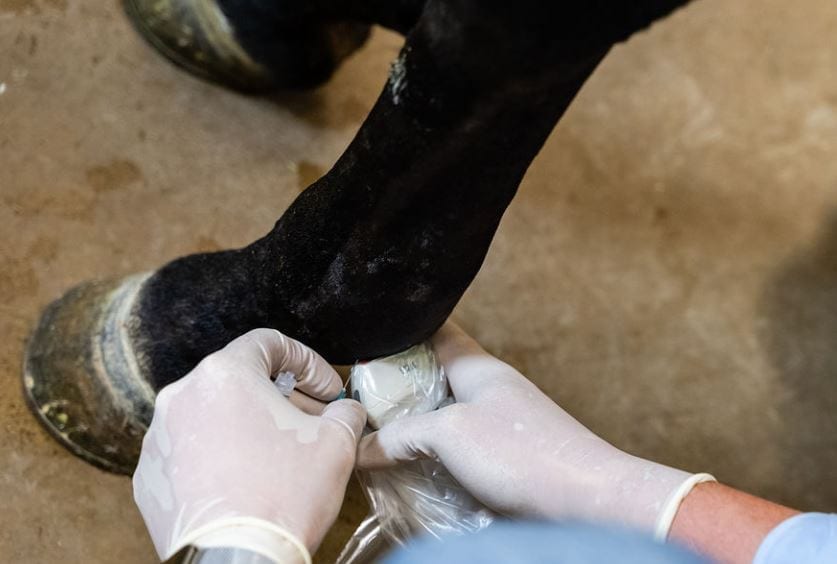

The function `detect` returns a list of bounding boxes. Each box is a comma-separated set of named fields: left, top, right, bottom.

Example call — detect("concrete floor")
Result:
left=2, top=0, right=837, bottom=562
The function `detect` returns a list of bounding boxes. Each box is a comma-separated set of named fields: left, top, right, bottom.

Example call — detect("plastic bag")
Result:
left=337, top=343, right=495, bottom=564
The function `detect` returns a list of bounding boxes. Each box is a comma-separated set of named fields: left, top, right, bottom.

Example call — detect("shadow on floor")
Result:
left=267, top=86, right=376, bottom=130
left=758, top=213, right=837, bottom=511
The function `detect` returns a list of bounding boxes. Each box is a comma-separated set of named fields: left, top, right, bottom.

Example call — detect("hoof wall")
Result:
left=123, top=0, right=370, bottom=93
left=23, top=275, right=154, bottom=475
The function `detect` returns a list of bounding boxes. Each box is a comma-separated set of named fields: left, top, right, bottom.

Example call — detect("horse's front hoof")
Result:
left=23, top=274, right=155, bottom=474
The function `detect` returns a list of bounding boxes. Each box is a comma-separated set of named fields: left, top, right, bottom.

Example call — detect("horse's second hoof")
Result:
left=123, top=0, right=370, bottom=93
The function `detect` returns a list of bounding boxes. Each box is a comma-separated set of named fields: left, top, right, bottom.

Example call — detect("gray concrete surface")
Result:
left=1, top=0, right=836, bottom=561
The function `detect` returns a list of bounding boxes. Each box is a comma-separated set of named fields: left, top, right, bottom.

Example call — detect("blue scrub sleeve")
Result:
left=382, top=521, right=708, bottom=564
left=754, top=513, right=837, bottom=564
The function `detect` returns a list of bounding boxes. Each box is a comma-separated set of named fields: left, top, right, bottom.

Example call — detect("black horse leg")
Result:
left=25, top=0, right=692, bottom=473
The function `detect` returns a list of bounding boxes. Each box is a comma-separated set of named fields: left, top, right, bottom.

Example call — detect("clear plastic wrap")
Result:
left=274, top=370, right=297, bottom=397
left=337, top=343, right=494, bottom=564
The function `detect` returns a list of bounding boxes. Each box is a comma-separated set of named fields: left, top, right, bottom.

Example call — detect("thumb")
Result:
left=356, top=409, right=446, bottom=470
left=321, top=399, right=367, bottom=447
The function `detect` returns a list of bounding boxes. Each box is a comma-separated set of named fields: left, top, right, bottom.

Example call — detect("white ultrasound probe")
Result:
left=350, top=342, right=447, bottom=430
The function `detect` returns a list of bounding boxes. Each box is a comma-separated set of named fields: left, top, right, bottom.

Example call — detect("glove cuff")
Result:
left=654, top=473, right=717, bottom=541
left=167, top=516, right=312, bottom=564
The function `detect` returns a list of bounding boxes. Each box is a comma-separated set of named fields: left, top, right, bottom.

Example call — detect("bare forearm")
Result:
left=670, top=482, right=799, bottom=563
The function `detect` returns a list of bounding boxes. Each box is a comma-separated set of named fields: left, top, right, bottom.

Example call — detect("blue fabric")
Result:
left=382, top=521, right=708, bottom=564
left=754, top=513, right=837, bottom=564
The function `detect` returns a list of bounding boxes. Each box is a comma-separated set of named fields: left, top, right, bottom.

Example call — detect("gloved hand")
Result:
left=133, top=329, right=366, bottom=563
left=357, top=323, right=713, bottom=539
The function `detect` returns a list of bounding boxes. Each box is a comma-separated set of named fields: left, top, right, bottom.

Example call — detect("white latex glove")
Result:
left=357, top=323, right=714, bottom=539
left=133, top=329, right=366, bottom=563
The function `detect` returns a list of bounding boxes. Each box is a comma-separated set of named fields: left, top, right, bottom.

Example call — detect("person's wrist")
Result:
left=596, top=451, right=715, bottom=538
left=551, top=441, right=701, bottom=535
left=168, top=517, right=312, bottom=564
left=653, top=471, right=717, bottom=540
